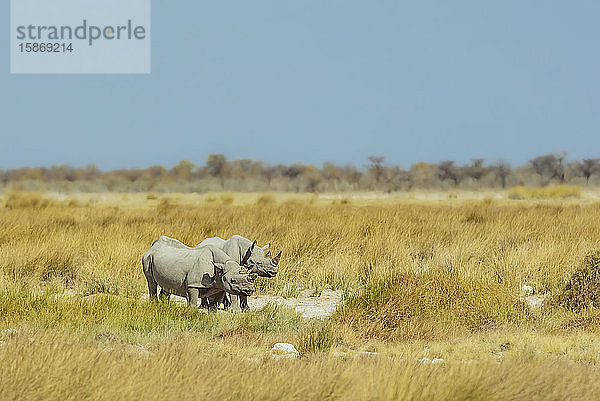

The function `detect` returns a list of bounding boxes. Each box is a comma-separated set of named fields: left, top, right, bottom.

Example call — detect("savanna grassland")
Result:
left=2, top=190, right=600, bottom=400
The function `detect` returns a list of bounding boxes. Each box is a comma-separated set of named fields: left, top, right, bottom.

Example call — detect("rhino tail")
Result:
left=142, top=254, right=156, bottom=282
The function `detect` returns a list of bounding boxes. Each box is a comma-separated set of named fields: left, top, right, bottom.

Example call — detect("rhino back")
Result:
left=153, top=235, right=193, bottom=249
left=149, top=243, right=214, bottom=296
left=196, top=237, right=226, bottom=248
left=222, top=235, right=252, bottom=262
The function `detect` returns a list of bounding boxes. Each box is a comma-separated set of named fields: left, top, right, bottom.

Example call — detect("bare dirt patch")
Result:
left=248, top=288, right=342, bottom=319
left=140, top=288, right=343, bottom=319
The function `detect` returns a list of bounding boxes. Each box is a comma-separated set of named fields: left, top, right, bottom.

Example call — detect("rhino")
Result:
left=142, top=236, right=257, bottom=307
left=195, top=235, right=281, bottom=310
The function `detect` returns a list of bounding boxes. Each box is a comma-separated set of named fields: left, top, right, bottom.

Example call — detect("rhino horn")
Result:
left=241, top=241, right=256, bottom=265
left=273, top=251, right=282, bottom=265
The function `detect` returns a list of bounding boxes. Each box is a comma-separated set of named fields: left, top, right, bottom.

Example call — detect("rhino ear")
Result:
left=262, top=243, right=270, bottom=251
left=265, top=250, right=272, bottom=258
left=212, top=261, right=224, bottom=275
left=241, top=241, right=256, bottom=266
left=273, top=251, right=282, bottom=265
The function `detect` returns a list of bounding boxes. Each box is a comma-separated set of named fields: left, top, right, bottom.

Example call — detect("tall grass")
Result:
left=3, top=191, right=600, bottom=399
left=1, top=331, right=600, bottom=401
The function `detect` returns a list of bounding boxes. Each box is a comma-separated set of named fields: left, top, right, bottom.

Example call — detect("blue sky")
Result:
left=1, top=1, right=599, bottom=170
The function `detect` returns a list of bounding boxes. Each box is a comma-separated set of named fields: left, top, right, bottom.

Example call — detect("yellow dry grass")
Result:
left=1, top=190, right=600, bottom=400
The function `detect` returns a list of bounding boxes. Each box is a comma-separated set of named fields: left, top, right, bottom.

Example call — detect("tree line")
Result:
left=1, top=152, right=599, bottom=193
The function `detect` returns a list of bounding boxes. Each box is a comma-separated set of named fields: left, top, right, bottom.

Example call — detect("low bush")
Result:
left=4, top=190, right=54, bottom=209
left=508, top=185, right=581, bottom=200
left=552, top=252, right=600, bottom=311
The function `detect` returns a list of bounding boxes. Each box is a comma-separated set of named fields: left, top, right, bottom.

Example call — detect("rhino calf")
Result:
left=196, top=235, right=281, bottom=310
left=142, top=236, right=257, bottom=307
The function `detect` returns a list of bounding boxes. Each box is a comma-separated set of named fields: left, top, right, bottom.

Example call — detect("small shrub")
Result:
left=156, top=198, right=173, bottom=213
left=463, top=211, right=485, bottom=224
left=256, top=193, right=275, bottom=205
left=220, top=194, right=234, bottom=205
left=554, top=252, right=600, bottom=311
left=4, top=191, right=54, bottom=210
left=296, top=320, right=334, bottom=354
left=337, top=270, right=523, bottom=341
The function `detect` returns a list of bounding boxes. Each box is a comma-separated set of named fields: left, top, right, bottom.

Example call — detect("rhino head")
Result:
left=240, top=241, right=281, bottom=278
left=213, top=261, right=257, bottom=296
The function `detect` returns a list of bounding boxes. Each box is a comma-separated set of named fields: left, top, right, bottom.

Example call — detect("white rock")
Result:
left=4, top=328, right=17, bottom=337
left=525, top=295, right=544, bottom=309
left=518, top=285, right=534, bottom=297
left=126, top=343, right=153, bottom=357
left=271, top=343, right=299, bottom=359
left=419, top=357, right=444, bottom=364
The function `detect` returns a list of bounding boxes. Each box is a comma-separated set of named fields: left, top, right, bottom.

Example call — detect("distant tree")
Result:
left=341, top=164, right=361, bottom=186
left=384, top=166, right=411, bottom=192
left=262, top=164, right=283, bottom=186
left=322, top=162, right=342, bottom=190
left=304, top=168, right=322, bottom=192
left=230, top=159, right=262, bottom=180
left=410, top=162, right=437, bottom=189
left=206, top=154, right=227, bottom=176
left=146, top=165, right=167, bottom=178
left=206, top=154, right=229, bottom=187
left=171, top=160, right=196, bottom=180
left=573, top=159, right=600, bottom=184
left=530, top=153, right=567, bottom=185
left=81, top=164, right=101, bottom=180
left=437, top=161, right=462, bottom=187
left=367, top=155, right=385, bottom=184
left=283, top=164, right=306, bottom=180
left=465, top=158, right=486, bottom=186
left=492, top=160, right=511, bottom=188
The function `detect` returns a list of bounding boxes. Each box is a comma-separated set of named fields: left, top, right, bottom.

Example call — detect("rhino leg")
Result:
left=208, top=293, right=225, bottom=310
left=229, top=295, right=242, bottom=312
left=239, top=295, right=250, bottom=311
left=222, top=293, right=231, bottom=309
left=200, top=297, right=210, bottom=309
left=187, top=287, right=200, bottom=307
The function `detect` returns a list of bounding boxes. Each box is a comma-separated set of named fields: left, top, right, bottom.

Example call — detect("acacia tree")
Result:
left=206, top=154, right=229, bottom=188
left=367, top=155, right=385, bottom=184
left=530, top=153, right=566, bottom=186
left=492, top=160, right=511, bottom=188
left=465, top=158, right=486, bottom=187
left=437, top=161, right=462, bottom=187
left=573, top=159, right=600, bottom=184
left=171, top=160, right=195, bottom=180
left=322, top=162, right=342, bottom=190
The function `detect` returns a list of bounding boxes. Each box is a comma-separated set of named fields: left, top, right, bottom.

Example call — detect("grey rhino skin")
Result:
left=142, top=236, right=257, bottom=307
left=195, top=235, right=281, bottom=310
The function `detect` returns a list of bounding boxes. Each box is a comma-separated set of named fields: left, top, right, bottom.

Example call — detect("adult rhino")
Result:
left=142, top=236, right=257, bottom=307
left=195, top=235, right=281, bottom=310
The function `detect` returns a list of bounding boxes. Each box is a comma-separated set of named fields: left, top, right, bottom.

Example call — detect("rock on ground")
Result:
left=271, top=343, right=299, bottom=359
